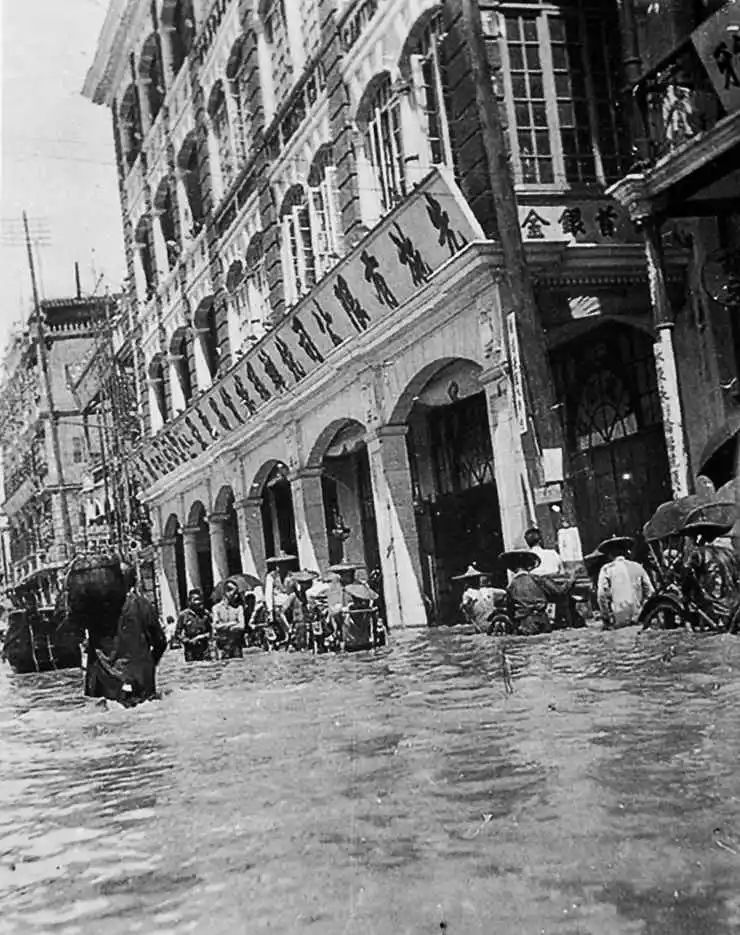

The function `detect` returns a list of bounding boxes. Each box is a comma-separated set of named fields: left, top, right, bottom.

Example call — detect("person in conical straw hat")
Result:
left=452, top=564, right=502, bottom=631
left=499, top=550, right=549, bottom=636
left=262, top=551, right=298, bottom=647
left=595, top=535, right=654, bottom=629
left=282, top=569, right=320, bottom=650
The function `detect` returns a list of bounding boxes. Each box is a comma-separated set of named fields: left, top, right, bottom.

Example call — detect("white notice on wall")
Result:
left=558, top=525, right=584, bottom=564
left=542, top=447, right=564, bottom=484
left=506, top=312, right=527, bottom=435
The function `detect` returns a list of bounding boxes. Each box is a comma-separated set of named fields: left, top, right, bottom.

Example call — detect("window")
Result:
left=364, top=76, right=406, bottom=213
left=281, top=192, right=316, bottom=307
left=134, top=218, right=156, bottom=299
left=177, top=135, right=204, bottom=235
left=140, top=34, right=165, bottom=125
left=308, top=167, right=342, bottom=279
left=208, top=81, right=235, bottom=190
left=171, top=332, right=193, bottom=404
left=262, top=0, right=293, bottom=105
left=72, top=436, right=84, bottom=464
left=119, top=84, right=142, bottom=170
left=227, top=36, right=254, bottom=163
left=411, top=13, right=453, bottom=168
left=154, top=178, right=179, bottom=270
left=167, top=0, right=194, bottom=76
left=502, top=1, right=626, bottom=186
left=245, top=234, right=270, bottom=338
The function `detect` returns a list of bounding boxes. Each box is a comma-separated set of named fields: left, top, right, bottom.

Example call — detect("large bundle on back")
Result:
left=66, top=552, right=128, bottom=643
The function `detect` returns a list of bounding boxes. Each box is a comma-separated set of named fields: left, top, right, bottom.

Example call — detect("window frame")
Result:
left=364, top=77, right=406, bottom=215
left=498, top=4, right=623, bottom=191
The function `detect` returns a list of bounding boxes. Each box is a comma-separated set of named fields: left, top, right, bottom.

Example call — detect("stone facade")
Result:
left=83, top=0, right=734, bottom=627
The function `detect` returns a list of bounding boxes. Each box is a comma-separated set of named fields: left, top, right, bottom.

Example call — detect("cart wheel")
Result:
left=487, top=613, right=513, bottom=636
left=641, top=598, right=683, bottom=630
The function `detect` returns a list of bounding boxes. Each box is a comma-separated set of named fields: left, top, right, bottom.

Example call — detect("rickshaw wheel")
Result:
left=487, top=613, right=513, bottom=636
left=641, top=598, right=683, bottom=630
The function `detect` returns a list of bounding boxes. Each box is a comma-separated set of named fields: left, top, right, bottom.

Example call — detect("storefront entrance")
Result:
left=260, top=462, right=297, bottom=559
left=551, top=321, right=672, bottom=552
left=406, top=362, right=504, bottom=624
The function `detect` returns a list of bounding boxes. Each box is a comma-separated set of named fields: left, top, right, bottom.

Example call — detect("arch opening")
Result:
left=186, top=500, right=214, bottom=601
left=257, top=461, right=297, bottom=563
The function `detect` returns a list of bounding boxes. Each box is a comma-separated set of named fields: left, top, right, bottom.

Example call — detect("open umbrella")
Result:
left=698, top=411, right=740, bottom=488
left=211, top=573, right=262, bottom=603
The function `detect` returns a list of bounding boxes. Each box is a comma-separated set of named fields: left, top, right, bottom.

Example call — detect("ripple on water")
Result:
left=1, top=628, right=740, bottom=933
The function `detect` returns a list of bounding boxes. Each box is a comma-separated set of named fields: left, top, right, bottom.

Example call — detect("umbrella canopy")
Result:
left=679, top=500, right=736, bottom=539
left=642, top=491, right=716, bottom=543
left=211, top=573, right=262, bottom=603
left=698, top=411, right=740, bottom=488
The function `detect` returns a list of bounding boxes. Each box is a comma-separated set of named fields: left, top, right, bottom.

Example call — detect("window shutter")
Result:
left=281, top=213, right=296, bottom=307
left=291, top=205, right=306, bottom=296
left=307, top=186, right=324, bottom=278
left=322, top=167, right=342, bottom=260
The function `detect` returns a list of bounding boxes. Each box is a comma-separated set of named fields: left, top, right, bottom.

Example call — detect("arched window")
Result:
left=170, top=328, right=193, bottom=404
left=165, top=0, right=194, bottom=76
left=260, top=0, right=292, bottom=106
left=176, top=133, right=204, bottom=236
left=207, top=80, right=234, bottom=190
left=362, top=75, right=406, bottom=214
left=119, top=84, right=142, bottom=170
left=407, top=11, right=453, bottom=168
left=194, top=298, right=221, bottom=379
left=226, top=34, right=254, bottom=163
left=134, top=217, right=156, bottom=299
left=148, top=355, right=169, bottom=424
left=280, top=186, right=315, bottom=308
left=307, top=148, right=342, bottom=280
left=245, top=232, right=270, bottom=339
left=140, top=33, right=165, bottom=125
left=153, top=176, right=180, bottom=270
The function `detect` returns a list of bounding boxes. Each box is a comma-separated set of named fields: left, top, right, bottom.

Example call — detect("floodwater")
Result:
left=1, top=627, right=740, bottom=935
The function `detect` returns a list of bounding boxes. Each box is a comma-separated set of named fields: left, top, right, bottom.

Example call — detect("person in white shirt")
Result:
left=596, top=536, right=654, bottom=628
left=524, top=527, right=565, bottom=577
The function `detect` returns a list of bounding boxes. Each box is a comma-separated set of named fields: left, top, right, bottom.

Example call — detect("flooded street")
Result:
left=1, top=627, right=740, bottom=935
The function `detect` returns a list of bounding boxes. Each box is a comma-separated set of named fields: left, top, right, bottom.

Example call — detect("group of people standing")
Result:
left=456, top=526, right=657, bottom=635
left=172, top=553, right=386, bottom=662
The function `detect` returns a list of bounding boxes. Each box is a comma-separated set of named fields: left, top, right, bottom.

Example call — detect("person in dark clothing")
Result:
left=500, top=550, right=550, bottom=636
left=97, top=563, right=167, bottom=706
left=174, top=588, right=213, bottom=662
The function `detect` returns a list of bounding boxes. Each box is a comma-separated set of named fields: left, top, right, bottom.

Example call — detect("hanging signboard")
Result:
left=692, top=0, right=740, bottom=115
left=134, top=167, right=485, bottom=488
left=506, top=312, right=528, bottom=436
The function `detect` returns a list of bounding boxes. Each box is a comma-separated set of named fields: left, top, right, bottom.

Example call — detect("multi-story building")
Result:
left=0, top=297, right=109, bottom=606
left=83, top=0, right=733, bottom=627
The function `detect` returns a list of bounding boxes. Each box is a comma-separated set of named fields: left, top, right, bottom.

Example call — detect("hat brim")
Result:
left=292, top=570, right=319, bottom=584
left=499, top=550, right=541, bottom=572
left=266, top=553, right=298, bottom=565
left=328, top=562, right=362, bottom=573
left=451, top=570, right=487, bottom=581
left=597, top=537, right=633, bottom=554
left=678, top=521, right=733, bottom=539
left=344, top=582, right=379, bottom=601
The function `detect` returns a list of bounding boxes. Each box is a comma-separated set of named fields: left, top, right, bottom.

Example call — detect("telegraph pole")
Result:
left=458, top=0, right=575, bottom=530
left=23, top=211, right=74, bottom=548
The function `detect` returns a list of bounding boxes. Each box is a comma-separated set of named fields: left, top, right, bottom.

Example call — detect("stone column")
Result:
left=182, top=524, right=201, bottom=592
left=290, top=468, right=331, bottom=573
left=208, top=512, right=230, bottom=582
left=366, top=425, right=427, bottom=628
left=642, top=218, right=690, bottom=497
left=481, top=368, right=535, bottom=549
left=156, top=534, right=179, bottom=620
left=234, top=496, right=267, bottom=579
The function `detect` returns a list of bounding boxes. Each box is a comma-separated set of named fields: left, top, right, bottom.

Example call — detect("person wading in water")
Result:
left=174, top=588, right=213, bottom=662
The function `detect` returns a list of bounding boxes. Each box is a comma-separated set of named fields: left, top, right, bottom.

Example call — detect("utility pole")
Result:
left=458, top=0, right=574, bottom=529
left=23, top=212, right=74, bottom=549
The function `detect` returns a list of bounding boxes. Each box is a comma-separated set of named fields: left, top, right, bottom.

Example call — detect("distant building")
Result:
left=83, top=0, right=735, bottom=626
left=0, top=297, right=108, bottom=606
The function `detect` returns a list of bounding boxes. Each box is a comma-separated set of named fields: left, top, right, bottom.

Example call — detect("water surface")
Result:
left=1, top=626, right=739, bottom=934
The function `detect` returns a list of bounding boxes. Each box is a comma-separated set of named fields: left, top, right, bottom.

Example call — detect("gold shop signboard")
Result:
left=135, top=168, right=485, bottom=488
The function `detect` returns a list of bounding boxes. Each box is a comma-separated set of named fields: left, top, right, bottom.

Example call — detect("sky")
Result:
left=0, top=0, right=125, bottom=351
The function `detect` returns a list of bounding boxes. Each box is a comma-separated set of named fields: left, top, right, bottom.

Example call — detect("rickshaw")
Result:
left=640, top=496, right=740, bottom=632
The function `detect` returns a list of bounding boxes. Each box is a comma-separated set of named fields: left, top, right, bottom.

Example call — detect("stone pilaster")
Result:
left=234, top=495, right=267, bottom=579
left=289, top=468, right=331, bottom=573
left=366, top=425, right=427, bottom=628
left=156, top=534, right=179, bottom=620
left=182, top=523, right=201, bottom=591
left=208, top=512, right=230, bottom=582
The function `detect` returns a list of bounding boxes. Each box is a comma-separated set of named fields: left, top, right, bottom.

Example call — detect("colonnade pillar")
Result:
left=156, top=535, right=179, bottom=621
left=208, top=512, right=230, bottom=583
left=234, top=496, right=267, bottom=579
left=366, top=425, right=427, bottom=628
left=481, top=368, right=535, bottom=549
left=182, top=524, right=201, bottom=592
left=289, top=468, right=331, bottom=573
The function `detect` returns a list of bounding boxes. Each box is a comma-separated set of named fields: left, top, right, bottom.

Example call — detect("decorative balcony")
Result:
left=611, top=2, right=740, bottom=217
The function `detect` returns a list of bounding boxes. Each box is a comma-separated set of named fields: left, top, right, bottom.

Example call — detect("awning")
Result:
left=698, top=410, right=740, bottom=488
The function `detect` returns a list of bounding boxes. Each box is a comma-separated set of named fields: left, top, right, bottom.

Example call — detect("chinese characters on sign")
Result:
left=134, top=169, right=483, bottom=487
left=692, top=4, right=740, bottom=113
left=518, top=202, right=634, bottom=244
left=506, top=312, right=528, bottom=436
